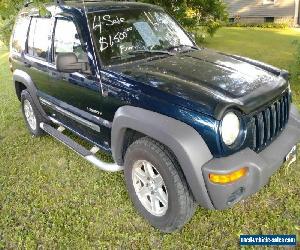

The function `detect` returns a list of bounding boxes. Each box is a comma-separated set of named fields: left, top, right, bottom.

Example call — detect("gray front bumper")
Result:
left=202, top=105, right=300, bottom=210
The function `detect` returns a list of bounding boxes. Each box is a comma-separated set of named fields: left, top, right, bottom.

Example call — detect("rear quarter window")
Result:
left=11, top=15, right=31, bottom=53
left=28, top=17, right=52, bottom=61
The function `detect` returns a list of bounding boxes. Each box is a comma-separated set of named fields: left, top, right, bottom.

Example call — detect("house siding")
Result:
left=224, top=0, right=295, bottom=18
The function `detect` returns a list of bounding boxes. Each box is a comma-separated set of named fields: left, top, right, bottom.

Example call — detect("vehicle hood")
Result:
left=112, top=48, right=288, bottom=119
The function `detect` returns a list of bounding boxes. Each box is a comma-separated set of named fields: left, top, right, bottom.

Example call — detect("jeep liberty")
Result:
left=9, top=0, right=300, bottom=232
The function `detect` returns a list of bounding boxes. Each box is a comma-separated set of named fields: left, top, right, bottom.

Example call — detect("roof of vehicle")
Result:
left=22, top=1, right=162, bottom=16
left=63, top=1, right=162, bottom=11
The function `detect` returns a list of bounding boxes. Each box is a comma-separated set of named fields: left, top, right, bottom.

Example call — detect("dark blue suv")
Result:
left=9, top=0, right=300, bottom=232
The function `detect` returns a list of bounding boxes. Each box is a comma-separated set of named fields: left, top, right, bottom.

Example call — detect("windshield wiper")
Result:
left=108, top=50, right=173, bottom=64
left=167, top=44, right=199, bottom=52
left=128, top=50, right=174, bottom=56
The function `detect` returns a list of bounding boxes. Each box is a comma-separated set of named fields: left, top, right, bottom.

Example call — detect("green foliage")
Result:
left=0, top=0, right=22, bottom=46
left=0, top=0, right=228, bottom=45
left=0, top=0, right=50, bottom=46
left=227, top=22, right=289, bottom=29
left=292, top=40, right=300, bottom=66
left=290, top=40, right=300, bottom=99
left=0, top=18, right=15, bottom=47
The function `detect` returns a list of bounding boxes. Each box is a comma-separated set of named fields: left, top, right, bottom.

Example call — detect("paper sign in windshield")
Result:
left=133, top=22, right=160, bottom=48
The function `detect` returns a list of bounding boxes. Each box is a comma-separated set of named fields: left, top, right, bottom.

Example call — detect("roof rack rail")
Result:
left=24, top=0, right=66, bottom=8
left=51, top=0, right=137, bottom=6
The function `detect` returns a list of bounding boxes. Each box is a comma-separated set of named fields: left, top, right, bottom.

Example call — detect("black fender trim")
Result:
left=111, top=105, right=215, bottom=209
left=13, top=69, right=49, bottom=120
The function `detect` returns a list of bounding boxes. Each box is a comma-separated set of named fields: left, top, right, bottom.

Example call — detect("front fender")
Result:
left=111, top=105, right=214, bottom=209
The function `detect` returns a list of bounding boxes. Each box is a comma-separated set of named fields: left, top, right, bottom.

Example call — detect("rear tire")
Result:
left=21, top=90, right=45, bottom=136
left=124, top=137, right=196, bottom=232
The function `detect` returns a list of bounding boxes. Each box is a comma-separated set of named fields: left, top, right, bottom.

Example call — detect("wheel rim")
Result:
left=132, top=160, right=168, bottom=217
left=23, top=99, right=37, bottom=131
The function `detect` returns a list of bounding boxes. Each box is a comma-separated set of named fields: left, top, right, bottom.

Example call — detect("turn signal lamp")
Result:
left=209, top=167, right=248, bottom=184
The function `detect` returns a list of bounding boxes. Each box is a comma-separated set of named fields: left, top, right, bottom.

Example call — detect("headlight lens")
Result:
left=221, top=112, right=240, bottom=146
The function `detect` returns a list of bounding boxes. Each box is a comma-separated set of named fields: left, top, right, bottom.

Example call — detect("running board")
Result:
left=40, top=122, right=124, bottom=172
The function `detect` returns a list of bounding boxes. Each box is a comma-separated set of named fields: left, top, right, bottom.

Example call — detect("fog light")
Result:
left=209, top=167, right=248, bottom=184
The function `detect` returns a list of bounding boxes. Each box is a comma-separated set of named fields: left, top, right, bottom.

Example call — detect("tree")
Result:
left=0, top=0, right=228, bottom=46
left=0, top=0, right=49, bottom=46
left=0, top=0, right=22, bottom=46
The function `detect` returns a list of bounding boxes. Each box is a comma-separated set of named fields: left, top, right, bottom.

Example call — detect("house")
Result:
left=224, top=0, right=300, bottom=26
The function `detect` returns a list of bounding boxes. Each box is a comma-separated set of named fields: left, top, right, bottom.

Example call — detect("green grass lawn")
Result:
left=0, top=28, right=299, bottom=249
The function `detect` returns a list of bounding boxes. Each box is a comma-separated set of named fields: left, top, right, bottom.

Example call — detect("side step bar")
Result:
left=40, top=122, right=124, bottom=172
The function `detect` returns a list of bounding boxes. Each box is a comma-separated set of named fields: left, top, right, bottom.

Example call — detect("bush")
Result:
left=0, top=0, right=50, bottom=46
left=226, top=22, right=289, bottom=29
left=0, top=0, right=228, bottom=46
left=0, top=18, right=15, bottom=46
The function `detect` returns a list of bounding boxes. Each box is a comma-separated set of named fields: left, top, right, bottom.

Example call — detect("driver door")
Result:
left=40, top=17, right=111, bottom=151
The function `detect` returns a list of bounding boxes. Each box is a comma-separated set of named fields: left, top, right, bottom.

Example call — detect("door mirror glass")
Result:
left=53, top=18, right=90, bottom=73
left=56, top=52, right=87, bottom=73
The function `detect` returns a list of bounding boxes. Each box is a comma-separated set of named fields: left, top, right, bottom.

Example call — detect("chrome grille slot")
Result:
left=275, top=102, right=280, bottom=133
left=249, top=91, right=290, bottom=152
left=284, top=94, right=289, bottom=122
left=280, top=99, right=284, bottom=128
left=257, top=113, right=265, bottom=148
left=270, top=104, right=276, bottom=137
left=264, top=108, right=271, bottom=141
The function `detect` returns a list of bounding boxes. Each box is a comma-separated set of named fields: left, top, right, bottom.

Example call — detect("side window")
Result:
left=53, top=19, right=87, bottom=62
left=11, top=15, right=30, bottom=53
left=27, top=17, right=51, bottom=60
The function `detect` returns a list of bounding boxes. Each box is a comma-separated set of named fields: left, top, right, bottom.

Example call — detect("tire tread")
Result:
left=126, top=137, right=196, bottom=232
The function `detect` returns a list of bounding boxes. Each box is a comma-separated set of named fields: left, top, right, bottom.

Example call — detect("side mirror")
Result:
left=56, top=52, right=87, bottom=73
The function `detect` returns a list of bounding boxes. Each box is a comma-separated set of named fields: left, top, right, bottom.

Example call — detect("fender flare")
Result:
left=111, top=105, right=214, bottom=209
left=13, top=69, right=49, bottom=120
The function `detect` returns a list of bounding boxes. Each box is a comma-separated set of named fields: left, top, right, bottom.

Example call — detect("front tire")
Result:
left=21, top=90, right=45, bottom=136
left=124, top=137, right=196, bottom=232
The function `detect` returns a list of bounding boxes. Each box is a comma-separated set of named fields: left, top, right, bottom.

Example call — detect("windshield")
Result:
left=88, top=9, right=195, bottom=66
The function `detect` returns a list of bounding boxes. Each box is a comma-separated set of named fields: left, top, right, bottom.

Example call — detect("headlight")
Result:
left=221, top=112, right=240, bottom=146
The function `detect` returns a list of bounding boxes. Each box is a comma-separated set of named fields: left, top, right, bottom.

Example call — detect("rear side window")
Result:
left=28, top=17, right=51, bottom=60
left=11, top=16, right=30, bottom=53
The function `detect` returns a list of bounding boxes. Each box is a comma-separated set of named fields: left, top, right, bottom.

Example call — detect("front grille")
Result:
left=249, top=91, right=290, bottom=152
